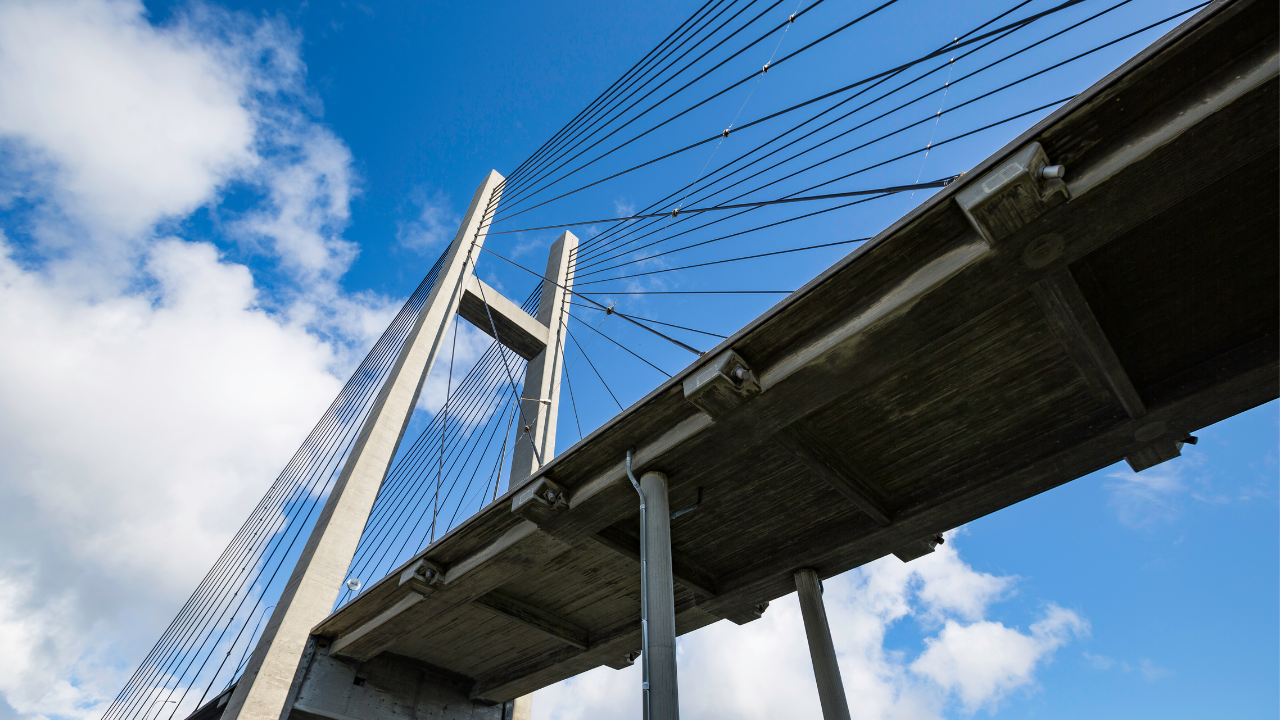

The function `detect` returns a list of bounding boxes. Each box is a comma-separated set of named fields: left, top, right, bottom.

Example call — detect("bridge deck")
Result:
left=310, top=0, right=1277, bottom=704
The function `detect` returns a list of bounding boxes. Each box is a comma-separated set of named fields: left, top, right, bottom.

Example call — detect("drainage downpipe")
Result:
left=626, top=450, right=650, bottom=720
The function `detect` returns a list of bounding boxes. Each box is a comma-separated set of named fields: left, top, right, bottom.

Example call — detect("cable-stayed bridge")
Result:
left=105, top=1, right=1276, bottom=719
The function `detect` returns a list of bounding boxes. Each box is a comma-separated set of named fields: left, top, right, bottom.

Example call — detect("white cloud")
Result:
left=911, top=605, right=1086, bottom=712
left=1104, top=464, right=1185, bottom=528
left=1084, top=652, right=1171, bottom=682
left=533, top=535, right=1087, bottom=720
left=0, top=1, right=391, bottom=718
left=398, top=191, right=459, bottom=254
left=0, top=0, right=257, bottom=269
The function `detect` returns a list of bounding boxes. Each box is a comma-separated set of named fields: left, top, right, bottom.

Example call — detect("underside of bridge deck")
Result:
left=240, top=0, right=1277, bottom=712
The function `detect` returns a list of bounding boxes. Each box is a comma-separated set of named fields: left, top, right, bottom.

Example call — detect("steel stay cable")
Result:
left=113, top=264, right=444, bottom=716
left=492, top=0, right=1080, bottom=225
left=496, top=0, right=747, bottom=194
left=566, top=32, right=1046, bottom=273
left=344, top=381, right=508, bottom=596
left=578, top=236, right=870, bottom=287
left=492, top=402, right=518, bottom=502
left=578, top=289, right=793, bottom=294
left=344, top=348, right=512, bottom=564
left=433, top=312, right=462, bottom=544
left=362, top=357, right=525, bottom=578
left=473, top=243, right=706, bottom=356
left=494, top=0, right=803, bottom=212
left=576, top=192, right=889, bottom=286
left=350, top=341, right=523, bottom=535
left=354, top=194, right=525, bottom=572
left=161, top=262, right=450, bottom=711
left=490, top=178, right=953, bottom=235
left=339, top=188, right=536, bottom=583
left=574, top=94, right=1076, bottom=291
left=111, top=351, right=401, bottom=720
left=736, top=0, right=1195, bottom=206
left=501, top=0, right=730, bottom=192
left=169, top=303, right=428, bottom=714
left=586, top=13, right=1140, bottom=283
left=110, top=267, right=441, bottom=719
left=152, top=274, right=437, bottom=702
left=359, top=306, right=533, bottom=513
left=500, top=0, right=751, bottom=198
left=493, top=0, right=807, bottom=216
left=575, top=95, right=1075, bottom=290
left=567, top=302, right=729, bottom=339
left=458, top=395, right=521, bottom=517
left=167, top=363, right=405, bottom=715
left=443, top=396, right=519, bottom=532
left=564, top=309, right=673, bottom=377
left=565, top=326, right=624, bottom=410
left=227, top=603, right=273, bottom=686
left=491, top=0, right=872, bottom=221
left=573, top=28, right=1087, bottom=281
left=466, top=252, right=546, bottom=470
left=392, top=381, right=516, bottom=564
left=493, top=0, right=1088, bottom=227
left=340, top=288, right=543, bottom=585
left=560, top=334, right=586, bottom=441
left=569, top=3, right=1035, bottom=267
left=342, top=338, right=531, bottom=592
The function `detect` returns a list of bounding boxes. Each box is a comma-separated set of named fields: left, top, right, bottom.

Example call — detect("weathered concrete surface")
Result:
left=220, top=171, right=505, bottom=720
left=290, top=648, right=505, bottom=720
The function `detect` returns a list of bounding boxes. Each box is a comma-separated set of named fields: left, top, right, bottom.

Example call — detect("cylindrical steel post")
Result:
left=794, top=569, right=851, bottom=720
left=641, top=471, right=680, bottom=720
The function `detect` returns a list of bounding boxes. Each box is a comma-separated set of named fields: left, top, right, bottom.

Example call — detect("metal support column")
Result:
left=221, top=171, right=504, bottom=720
left=641, top=471, right=680, bottom=720
left=507, top=230, right=577, bottom=490
left=794, top=569, right=851, bottom=720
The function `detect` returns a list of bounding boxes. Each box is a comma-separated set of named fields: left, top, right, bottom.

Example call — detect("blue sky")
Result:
left=0, top=0, right=1273, bottom=719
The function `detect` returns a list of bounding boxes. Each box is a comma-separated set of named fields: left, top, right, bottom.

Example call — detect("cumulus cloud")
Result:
left=0, top=1, right=390, bottom=717
left=911, top=604, right=1086, bottom=712
left=534, top=535, right=1087, bottom=720
left=0, top=0, right=256, bottom=241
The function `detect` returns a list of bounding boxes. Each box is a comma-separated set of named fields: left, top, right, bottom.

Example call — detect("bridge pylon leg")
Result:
left=219, top=170, right=505, bottom=720
left=794, top=569, right=852, bottom=720
left=506, top=230, right=577, bottom=490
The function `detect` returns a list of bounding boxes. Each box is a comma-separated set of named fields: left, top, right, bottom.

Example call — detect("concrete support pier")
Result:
left=794, top=569, right=851, bottom=720
left=641, top=471, right=680, bottom=720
